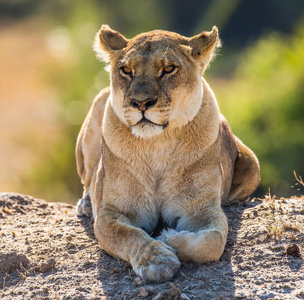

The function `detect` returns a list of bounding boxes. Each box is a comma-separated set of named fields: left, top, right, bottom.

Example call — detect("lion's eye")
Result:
left=121, top=66, right=132, bottom=76
left=160, top=65, right=177, bottom=78
left=163, top=65, right=175, bottom=74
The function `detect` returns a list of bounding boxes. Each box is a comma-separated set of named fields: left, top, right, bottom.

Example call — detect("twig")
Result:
left=293, top=170, right=304, bottom=187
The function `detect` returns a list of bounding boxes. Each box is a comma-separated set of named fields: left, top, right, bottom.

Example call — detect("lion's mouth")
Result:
left=136, top=117, right=169, bottom=129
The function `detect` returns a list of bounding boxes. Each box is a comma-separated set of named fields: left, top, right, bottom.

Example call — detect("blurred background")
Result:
left=1, top=0, right=304, bottom=203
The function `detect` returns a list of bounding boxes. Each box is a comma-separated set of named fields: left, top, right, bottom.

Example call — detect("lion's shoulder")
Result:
left=76, top=86, right=110, bottom=187
left=92, top=86, right=110, bottom=111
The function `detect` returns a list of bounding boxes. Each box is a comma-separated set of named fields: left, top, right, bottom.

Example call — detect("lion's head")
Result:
left=94, top=25, right=220, bottom=138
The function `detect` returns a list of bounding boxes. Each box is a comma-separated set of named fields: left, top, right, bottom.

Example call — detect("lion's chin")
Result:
left=131, top=123, right=165, bottom=139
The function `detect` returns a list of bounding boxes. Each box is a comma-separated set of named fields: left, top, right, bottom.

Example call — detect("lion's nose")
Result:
left=130, top=98, right=158, bottom=112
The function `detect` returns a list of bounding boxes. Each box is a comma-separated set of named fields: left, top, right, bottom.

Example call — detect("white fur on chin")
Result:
left=131, top=123, right=165, bottom=139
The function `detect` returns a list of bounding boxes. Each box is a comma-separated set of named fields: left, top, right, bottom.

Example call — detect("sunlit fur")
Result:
left=76, top=25, right=260, bottom=283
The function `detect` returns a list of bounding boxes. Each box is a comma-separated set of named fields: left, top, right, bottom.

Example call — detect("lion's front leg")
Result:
left=158, top=205, right=228, bottom=263
left=94, top=206, right=180, bottom=282
left=159, top=159, right=228, bottom=263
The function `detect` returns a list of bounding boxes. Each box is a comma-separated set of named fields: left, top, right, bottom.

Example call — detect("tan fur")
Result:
left=76, top=25, right=260, bottom=282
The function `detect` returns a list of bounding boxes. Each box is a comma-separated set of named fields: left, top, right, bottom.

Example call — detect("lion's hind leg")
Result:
left=229, top=137, right=260, bottom=201
left=76, top=192, right=92, bottom=217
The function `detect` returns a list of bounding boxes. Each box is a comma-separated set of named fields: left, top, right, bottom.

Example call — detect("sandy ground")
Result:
left=0, top=193, right=303, bottom=299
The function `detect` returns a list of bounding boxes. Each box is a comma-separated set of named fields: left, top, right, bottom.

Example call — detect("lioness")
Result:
left=76, top=25, right=260, bottom=282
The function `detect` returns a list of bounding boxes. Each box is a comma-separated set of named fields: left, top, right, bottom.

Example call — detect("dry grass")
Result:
left=263, top=189, right=302, bottom=240
left=294, top=170, right=304, bottom=187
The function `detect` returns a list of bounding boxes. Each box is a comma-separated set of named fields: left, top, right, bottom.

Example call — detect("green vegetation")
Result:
left=214, top=25, right=304, bottom=196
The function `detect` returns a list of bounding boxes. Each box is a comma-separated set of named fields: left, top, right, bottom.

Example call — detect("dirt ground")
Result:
left=0, top=193, right=303, bottom=299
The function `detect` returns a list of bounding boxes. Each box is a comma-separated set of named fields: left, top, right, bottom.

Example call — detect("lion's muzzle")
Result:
left=130, top=97, right=158, bottom=112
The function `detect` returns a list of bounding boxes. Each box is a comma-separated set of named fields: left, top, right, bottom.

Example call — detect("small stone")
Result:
left=133, top=276, right=143, bottom=286
left=180, top=293, right=190, bottom=300
left=40, top=258, right=56, bottom=273
left=0, top=252, right=29, bottom=274
left=286, top=244, right=301, bottom=257
left=196, top=280, right=204, bottom=289
left=152, top=293, right=163, bottom=300
left=139, top=287, right=149, bottom=297
left=164, top=287, right=181, bottom=298
left=139, top=286, right=153, bottom=297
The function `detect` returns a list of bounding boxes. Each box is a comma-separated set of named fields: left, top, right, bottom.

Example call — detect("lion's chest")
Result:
left=125, top=147, right=192, bottom=232
left=103, top=131, right=217, bottom=233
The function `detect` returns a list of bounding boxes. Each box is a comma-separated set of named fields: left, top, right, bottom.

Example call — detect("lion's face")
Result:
left=94, top=26, right=220, bottom=138
left=110, top=37, right=203, bottom=138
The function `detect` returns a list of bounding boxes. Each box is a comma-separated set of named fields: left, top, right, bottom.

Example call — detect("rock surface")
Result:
left=0, top=193, right=303, bottom=299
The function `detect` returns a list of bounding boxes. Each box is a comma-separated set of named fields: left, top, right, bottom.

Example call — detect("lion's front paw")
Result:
left=157, top=228, right=226, bottom=262
left=131, top=241, right=181, bottom=283
left=76, top=193, right=92, bottom=217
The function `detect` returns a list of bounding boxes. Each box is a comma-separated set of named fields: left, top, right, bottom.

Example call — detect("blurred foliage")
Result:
left=215, top=25, right=304, bottom=196
left=1, top=0, right=304, bottom=201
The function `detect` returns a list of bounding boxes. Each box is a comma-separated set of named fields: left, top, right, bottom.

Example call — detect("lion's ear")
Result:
left=94, top=25, right=128, bottom=63
left=188, top=26, right=221, bottom=70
